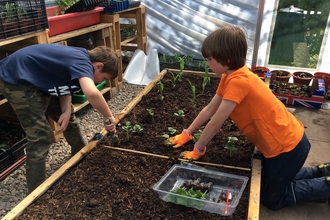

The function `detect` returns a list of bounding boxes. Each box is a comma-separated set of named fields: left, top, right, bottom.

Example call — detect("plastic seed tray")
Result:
left=10, top=138, right=27, bottom=163
left=0, top=0, right=49, bottom=40
left=153, top=164, right=249, bottom=216
left=129, top=0, right=141, bottom=8
left=65, top=0, right=104, bottom=13
left=100, top=0, right=129, bottom=14
left=0, top=148, right=13, bottom=174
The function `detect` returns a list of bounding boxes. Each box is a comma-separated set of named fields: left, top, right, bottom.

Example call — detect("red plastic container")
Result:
left=46, top=6, right=104, bottom=37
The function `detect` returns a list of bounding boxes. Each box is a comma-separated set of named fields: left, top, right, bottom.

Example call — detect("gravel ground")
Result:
left=0, top=83, right=145, bottom=219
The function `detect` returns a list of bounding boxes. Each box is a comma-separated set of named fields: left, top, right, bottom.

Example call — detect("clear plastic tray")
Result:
left=153, top=164, right=249, bottom=216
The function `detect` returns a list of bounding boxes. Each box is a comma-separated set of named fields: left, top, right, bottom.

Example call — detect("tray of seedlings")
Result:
left=153, top=164, right=249, bottom=216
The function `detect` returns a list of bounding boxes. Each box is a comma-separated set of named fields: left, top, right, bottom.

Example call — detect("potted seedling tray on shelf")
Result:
left=153, top=164, right=249, bottom=216
left=269, top=73, right=325, bottom=109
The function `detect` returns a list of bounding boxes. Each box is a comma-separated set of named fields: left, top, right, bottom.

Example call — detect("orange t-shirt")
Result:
left=216, top=65, right=304, bottom=158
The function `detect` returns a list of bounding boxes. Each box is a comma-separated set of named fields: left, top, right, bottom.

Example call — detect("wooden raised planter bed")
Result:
left=3, top=69, right=261, bottom=220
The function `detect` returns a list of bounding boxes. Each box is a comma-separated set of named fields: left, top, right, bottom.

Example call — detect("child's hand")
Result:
left=180, top=144, right=206, bottom=160
left=168, top=129, right=192, bottom=148
left=104, top=116, right=116, bottom=133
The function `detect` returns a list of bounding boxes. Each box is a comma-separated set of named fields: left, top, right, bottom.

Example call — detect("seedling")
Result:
left=168, top=186, right=210, bottom=207
left=192, top=129, right=203, bottom=142
left=146, top=108, right=154, bottom=116
left=174, top=53, right=183, bottom=62
left=298, top=72, right=308, bottom=78
left=168, top=127, right=176, bottom=134
left=157, top=81, right=164, bottom=100
left=122, top=121, right=133, bottom=140
left=184, top=55, right=193, bottom=66
left=168, top=71, right=181, bottom=88
left=174, top=110, right=185, bottom=118
left=132, top=124, right=143, bottom=133
left=224, top=136, right=238, bottom=158
left=201, top=67, right=211, bottom=94
left=162, top=127, right=177, bottom=145
left=177, top=59, right=185, bottom=82
left=161, top=54, right=168, bottom=63
left=187, top=79, right=197, bottom=108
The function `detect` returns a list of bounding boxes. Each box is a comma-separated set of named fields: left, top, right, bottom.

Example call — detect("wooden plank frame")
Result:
left=3, top=69, right=260, bottom=220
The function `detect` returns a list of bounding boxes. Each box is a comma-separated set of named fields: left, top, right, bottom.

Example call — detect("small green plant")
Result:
left=187, top=79, right=198, bottom=108
left=174, top=110, right=185, bottom=118
left=157, top=81, right=164, bottom=100
left=168, top=71, right=181, bottom=88
left=224, top=136, right=238, bottom=158
left=161, top=54, right=168, bottom=63
left=146, top=108, right=154, bottom=122
left=122, top=121, right=133, bottom=140
left=201, top=67, right=211, bottom=94
left=55, top=0, right=79, bottom=7
left=192, top=129, right=203, bottom=143
left=177, top=59, right=185, bottom=81
left=297, top=72, right=309, bottom=78
left=162, top=127, right=177, bottom=145
left=132, top=124, right=143, bottom=133
left=179, top=58, right=185, bottom=71
left=174, top=53, right=183, bottom=62
left=184, top=55, right=193, bottom=66
left=168, top=187, right=210, bottom=207
left=146, top=108, right=154, bottom=116
left=168, top=127, right=177, bottom=135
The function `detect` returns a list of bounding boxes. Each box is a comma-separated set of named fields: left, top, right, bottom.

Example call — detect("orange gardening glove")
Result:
left=168, top=130, right=192, bottom=148
left=180, top=143, right=206, bottom=160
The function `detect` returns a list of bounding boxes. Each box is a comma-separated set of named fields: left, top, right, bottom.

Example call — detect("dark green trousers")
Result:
left=0, top=79, right=87, bottom=193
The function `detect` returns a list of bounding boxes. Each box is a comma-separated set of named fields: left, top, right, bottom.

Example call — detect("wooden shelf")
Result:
left=49, top=23, right=113, bottom=44
left=101, top=5, right=147, bottom=66
left=0, top=30, right=49, bottom=47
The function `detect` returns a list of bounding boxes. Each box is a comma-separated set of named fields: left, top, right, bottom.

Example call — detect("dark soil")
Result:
left=17, top=71, right=255, bottom=220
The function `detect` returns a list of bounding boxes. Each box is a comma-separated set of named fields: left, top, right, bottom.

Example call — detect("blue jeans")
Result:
left=260, top=132, right=330, bottom=210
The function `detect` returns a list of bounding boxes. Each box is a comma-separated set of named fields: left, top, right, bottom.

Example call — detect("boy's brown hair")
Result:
left=201, top=26, right=247, bottom=70
left=88, top=46, right=119, bottom=78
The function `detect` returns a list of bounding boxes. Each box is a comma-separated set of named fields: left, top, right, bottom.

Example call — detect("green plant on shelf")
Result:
left=55, top=0, right=79, bottom=8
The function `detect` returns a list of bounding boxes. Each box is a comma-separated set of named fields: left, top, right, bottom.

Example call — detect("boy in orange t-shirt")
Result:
left=168, top=26, right=330, bottom=210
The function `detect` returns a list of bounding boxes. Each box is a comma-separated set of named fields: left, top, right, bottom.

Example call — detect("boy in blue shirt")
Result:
left=0, top=44, right=118, bottom=193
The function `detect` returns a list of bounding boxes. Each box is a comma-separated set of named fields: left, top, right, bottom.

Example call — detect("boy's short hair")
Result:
left=88, top=46, right=119, bottom=78
left=201, top=26, right=247, bottom=70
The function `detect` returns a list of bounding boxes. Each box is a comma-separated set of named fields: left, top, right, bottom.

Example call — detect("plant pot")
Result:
left=271, top=70, right=291, bottom=83
left=292, top=71, right=314, bottom=85
left=314, top=72, right=330, bottom=90
left=46, top=6, right=104, bottom=37
left=251, top=66, right=270, bottom=78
